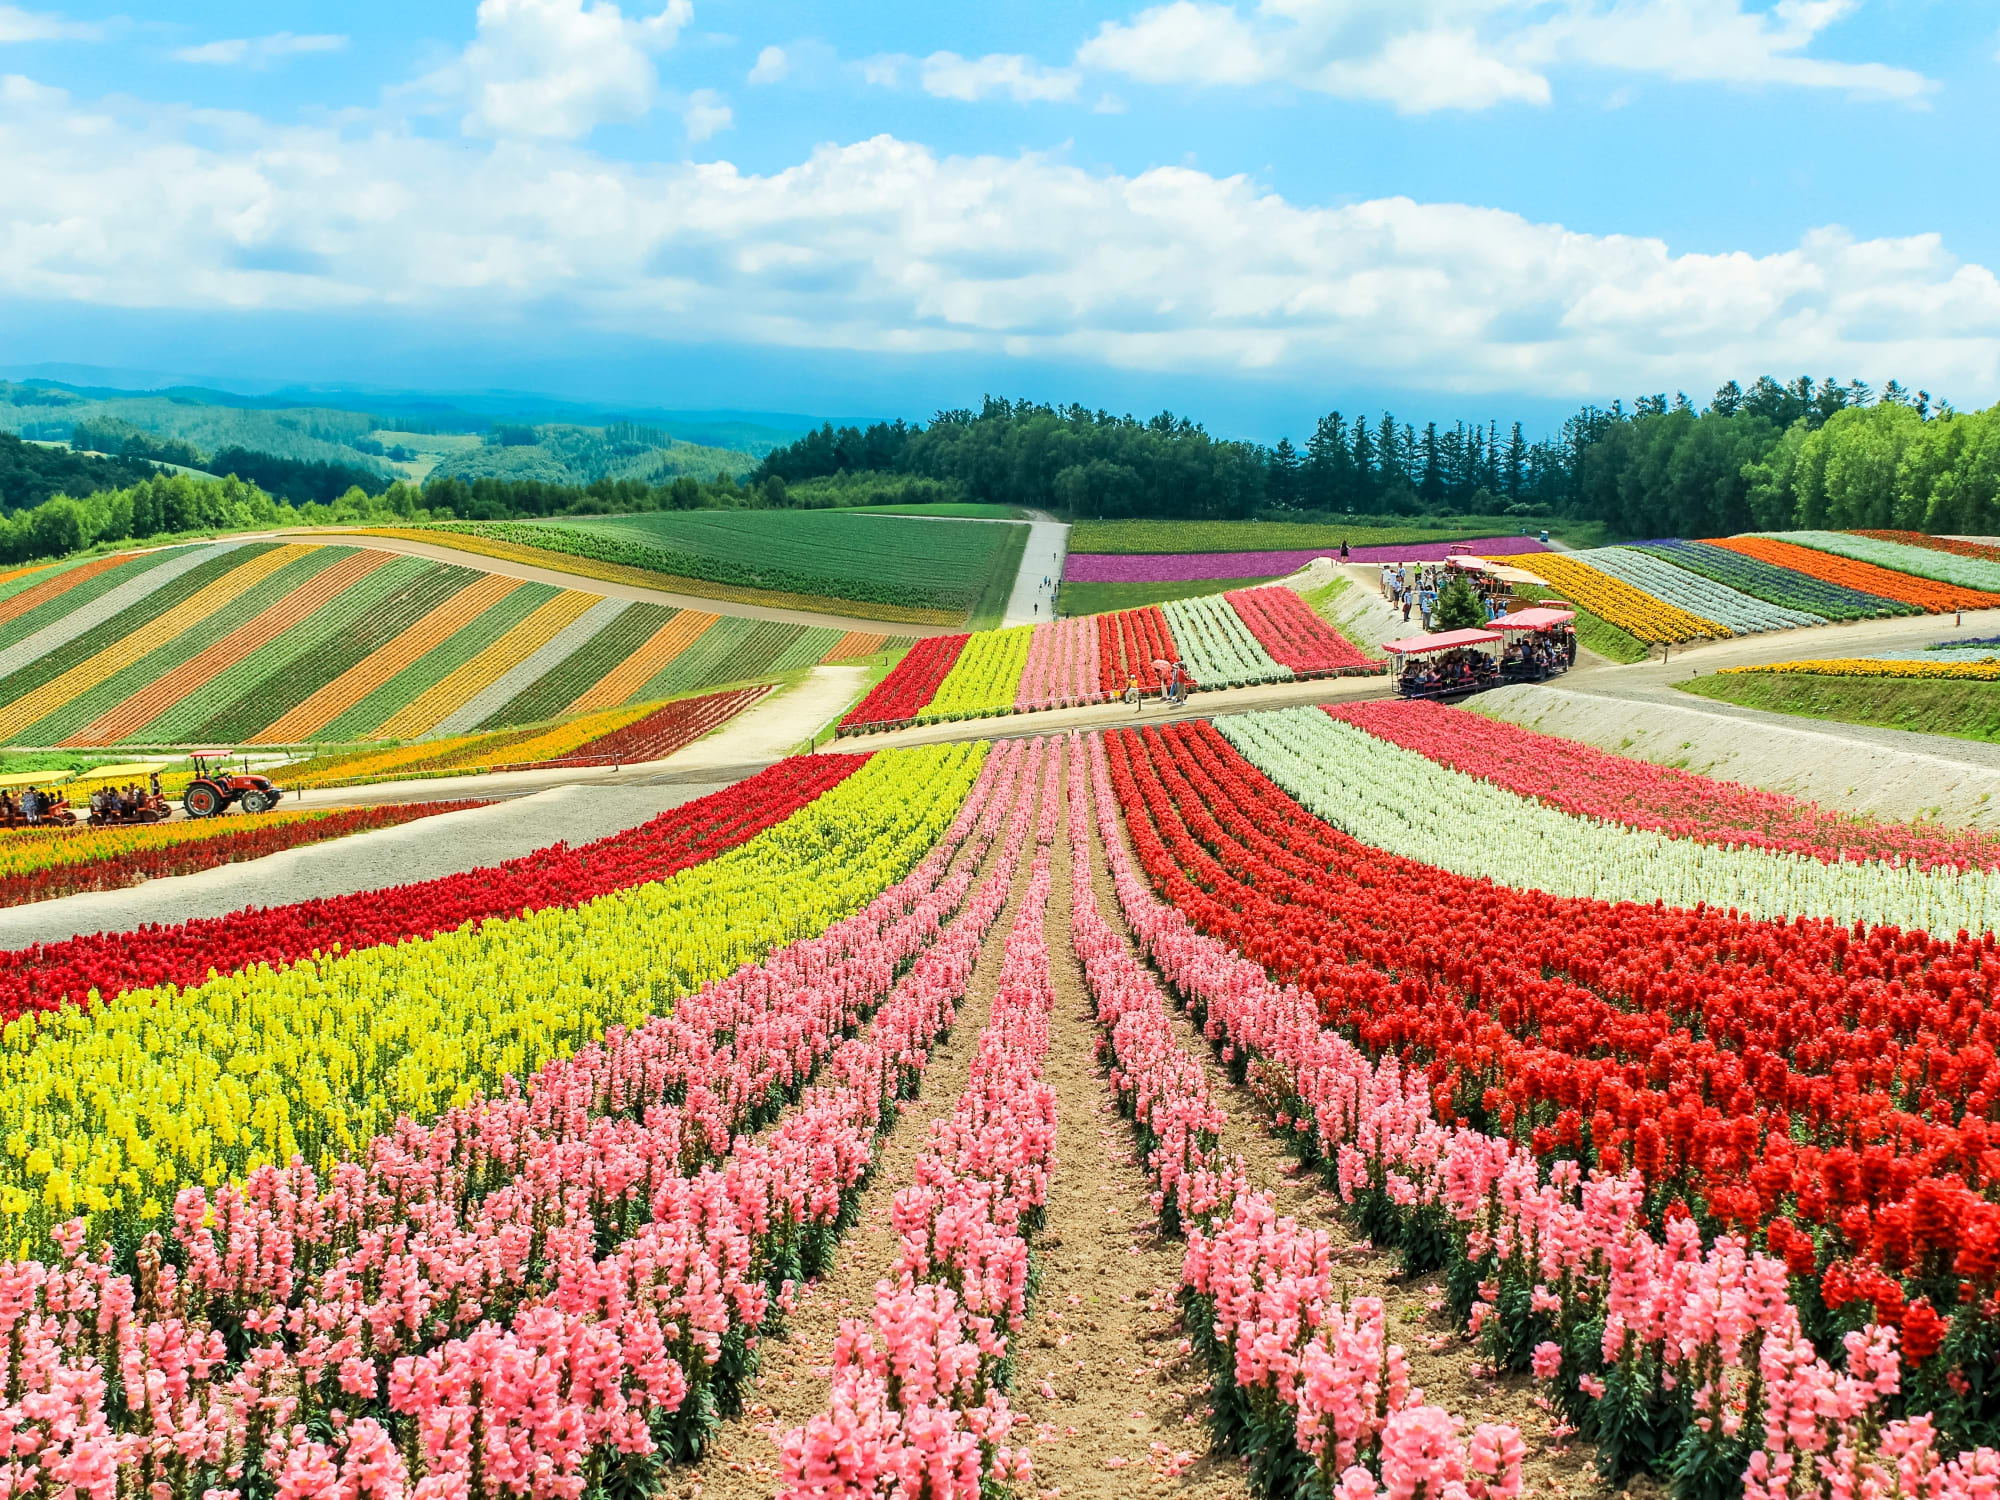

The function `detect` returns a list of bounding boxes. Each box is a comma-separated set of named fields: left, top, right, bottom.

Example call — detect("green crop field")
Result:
left=1679, top=673, right=2000, bottom=743
left=453, top=510, right=1026, bottom=621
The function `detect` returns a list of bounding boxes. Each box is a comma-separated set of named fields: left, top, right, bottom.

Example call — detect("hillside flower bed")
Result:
left=1571, top=545, right=1823, bottom=632
left=1710, top=535, right=2000, bottom=613
left=1163, top=593, right=1293, bottom=686
left=1064, top=535, right=1548, bottom=582
left=1773, top=530, right=2000, bottom=593
left=1721, top=657, right=2000, bottom=682
left=1503, top=552, right=1728, bottom=643
left=1226, top=585, right=1377, bottom=672
left=1628, top=538, right=1913, bottom=620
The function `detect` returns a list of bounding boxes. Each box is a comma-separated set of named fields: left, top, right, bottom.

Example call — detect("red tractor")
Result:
left=183, top=754, right=285, bottom=819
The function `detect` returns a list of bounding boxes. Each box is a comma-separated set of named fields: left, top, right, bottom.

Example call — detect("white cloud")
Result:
left=682, top=87, right=731, bottom=139
left=1078, top=0, right=1933, bottom=112
left=858, top=54, right=904, bottom=87
left=0, top=5, right=98, bottom=42
left=418, top=0, right=693, bottom=139
left=0, top=80, right=1993, bottom=402
left=918, top=51, right=1083, bottom=103
left=173, top=33, right=348, bottom=68
left=748, top=44, right=788, bottom=84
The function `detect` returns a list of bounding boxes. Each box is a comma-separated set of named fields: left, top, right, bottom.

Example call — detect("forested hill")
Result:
left=0, top=432, right=158, bottom=512
left=755, top=383, right=2000, bottom=540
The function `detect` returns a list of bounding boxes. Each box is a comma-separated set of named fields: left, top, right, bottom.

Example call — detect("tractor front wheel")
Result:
left=184, top=784, right=223, bottom=818
left=240, top=790, right=274, bottom=814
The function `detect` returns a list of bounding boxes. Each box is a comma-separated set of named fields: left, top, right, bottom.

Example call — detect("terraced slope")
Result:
left=0, top=540, right=887, bottom=747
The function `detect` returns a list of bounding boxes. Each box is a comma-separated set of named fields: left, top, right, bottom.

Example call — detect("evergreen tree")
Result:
left=1303, top=412, right=1352, bottom=510
left=1433, top=571, right=1486, bottom=630
left=1503, top=422, right=1527, bottom=498
left=1419, top=423, right=1443, bottom=503
left=1710, top=380, right=1744, bottom=416
left=1350, top=415, right=1376, bottom=505
left=1268, top=437, right=1303, bottom=507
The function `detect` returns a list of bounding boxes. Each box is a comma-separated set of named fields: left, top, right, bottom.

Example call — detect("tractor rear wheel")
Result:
left=240, top=790, right=274, bottom=814
left=184, top=783, right=223, bottom=818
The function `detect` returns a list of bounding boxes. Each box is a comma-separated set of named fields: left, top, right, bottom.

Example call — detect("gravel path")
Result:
left=0, top=778, right=737, bottom=948
left=1006, top=511, right=1069, bottom=626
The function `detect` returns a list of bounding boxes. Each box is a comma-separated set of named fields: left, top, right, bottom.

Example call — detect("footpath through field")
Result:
left=1005, top=508, right=1070, bottom=625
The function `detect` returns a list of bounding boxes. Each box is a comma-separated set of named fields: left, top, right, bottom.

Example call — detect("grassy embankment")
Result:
left=1679, top=672, right=2000, bottom=743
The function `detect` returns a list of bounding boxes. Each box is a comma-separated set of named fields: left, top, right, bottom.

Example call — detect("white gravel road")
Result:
left=0, top=777, right=741, bottom=949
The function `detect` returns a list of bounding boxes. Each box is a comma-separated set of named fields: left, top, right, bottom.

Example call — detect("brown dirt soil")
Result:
left=1077, top=786, right=1611, bottom=1500
left=684, top=765, right=1045, bottom=1500
left=1009, top=769, right=1251, bottom=1500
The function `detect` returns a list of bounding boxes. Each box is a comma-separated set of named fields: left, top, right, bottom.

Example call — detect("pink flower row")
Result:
left=1328, top=699, right=2000, bottom=872
left=0, top=740, right=1040, bottom=1500
left=1068, top=733, right=1526, bottom=1500
left=1079, top=728, right=2000, bottom=1499
left=1014, top=616, right=1105, bottom=713
left=779, top=741, right=1064, bottom=1499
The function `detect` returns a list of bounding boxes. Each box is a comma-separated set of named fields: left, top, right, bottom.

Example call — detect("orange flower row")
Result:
left=1706, top=536, right=2000, bottom=613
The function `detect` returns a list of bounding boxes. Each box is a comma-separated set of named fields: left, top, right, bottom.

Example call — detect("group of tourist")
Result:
left=89, top=775, right=164, bottom=821
left=0, top=785, right=64, bottom=824
left=1399, top=648, right=1499, bottom=695
left=1504, top=630, right=1576, bottom=678
left=1378, top=561, right=1514, bottom=629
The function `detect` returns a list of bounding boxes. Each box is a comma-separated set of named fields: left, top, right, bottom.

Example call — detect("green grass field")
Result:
left=492, top=510, right=1025, bottom=620
left=846, top=503, right=1027, bottom=520
left=1678, top=672, right=2000, bottom=742
left=1069, top=516, right=1602, bottom=554
left=1058, top=576, right=1282, bottom=617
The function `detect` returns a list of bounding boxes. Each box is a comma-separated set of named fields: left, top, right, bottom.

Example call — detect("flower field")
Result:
left=1064, top=534, right=1548, bottom=582
left=1858, top=531, right=2000, bottom=565
left=1709, top=535, right=2000, bottom=612
left=1627, top=539, right=1915, bottom=620
left=1774, top=531, right=2000, bottom=593
left=1721, top=657, right=2000, bottom=682
left=1163, top=592, right=1294, bottom=685
left=1501, top=552, right=1729, bottom=643
left=8, top=695, right=2000, bottom=1498
left=840, top=587, right=1377, bottom=730
left=0, top=539, right=895, bottom=747
left=1567, top=546, right=1823, bottom=633
left=0, top=800, right=481, bottom=907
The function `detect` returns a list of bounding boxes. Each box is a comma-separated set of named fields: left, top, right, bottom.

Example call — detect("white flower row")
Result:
left=1214, top=706, right=2000, bottom=936
left=1575, top=547, right=1823, bottom=633
left=1762, top=531, right=2000, bottom=593
left=1163, top=594, right=1294, bottom=687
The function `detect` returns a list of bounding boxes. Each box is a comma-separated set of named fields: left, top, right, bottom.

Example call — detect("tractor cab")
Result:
left=183, top=752, right=285, bottom=818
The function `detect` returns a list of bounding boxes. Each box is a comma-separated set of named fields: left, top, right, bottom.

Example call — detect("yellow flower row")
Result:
left=1720, top=657, right=2000, bottom=680
left=925, top=624, right=1033, bottom=718
left=279, top=698, right=662, bottom=789
left=0, top=806, right=359, bottom=876
left=1501, top=554, right=1728, bottom=644
left=0, top=741, right=984, bottom=1250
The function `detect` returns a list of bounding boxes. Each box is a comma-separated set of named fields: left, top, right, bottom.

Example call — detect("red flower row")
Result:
left=842, top=634, right=969, bottom=727
left=1328, top=699, right=2000, bottom=872
left=520, top=685, right=771, bottom=768
left=1096, top=605, right=1177, bottom=693
left=0, top=753, right=866, bottom=1019
left=1103, top=720, right=2000, bottom=1291
left=1226, top=587, right=1374, bottom=672
left=0, top=801, right=485, bottom=910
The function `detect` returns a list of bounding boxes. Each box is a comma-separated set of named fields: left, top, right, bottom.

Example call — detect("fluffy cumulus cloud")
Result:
left=1078, top=0, right=1933, bottom=112
left=418, top=0, right=693, bottom=139
left=918, top=51, right=1083, bottom=102
left=0, top=80, right=1993, bottom=400
left=173, top=33, right=348, bottom=68
left=0, top=4, right=98, bottom=42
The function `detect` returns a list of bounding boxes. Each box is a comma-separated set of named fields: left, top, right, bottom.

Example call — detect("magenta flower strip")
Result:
left=1063, top=538, right=1550, bottom=585
left=1013, top=617, right=1106, bottom=713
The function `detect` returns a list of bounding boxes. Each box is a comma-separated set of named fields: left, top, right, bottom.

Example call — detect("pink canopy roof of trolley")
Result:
left=1491, top=608, right=1576, bottom=633
left=1381, top=628, right=1504, bottom=656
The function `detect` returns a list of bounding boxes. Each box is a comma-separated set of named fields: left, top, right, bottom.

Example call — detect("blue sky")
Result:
left=1, top=0, right=1996, bottom=439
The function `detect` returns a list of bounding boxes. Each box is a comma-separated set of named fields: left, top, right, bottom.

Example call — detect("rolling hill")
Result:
left=0, top=541, right=907, bottom=748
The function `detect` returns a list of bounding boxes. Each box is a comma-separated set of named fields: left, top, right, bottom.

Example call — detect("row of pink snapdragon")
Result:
left=1080, top=729, right=2000, bottom=1500
left=0, top=740, right=1045, bottom=1500
left=1013, top=616, right=1106, bottom=713
left=779, top=740, right=1065, bottom=1499
left=1067, top=732, right=1529, bottom=1500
